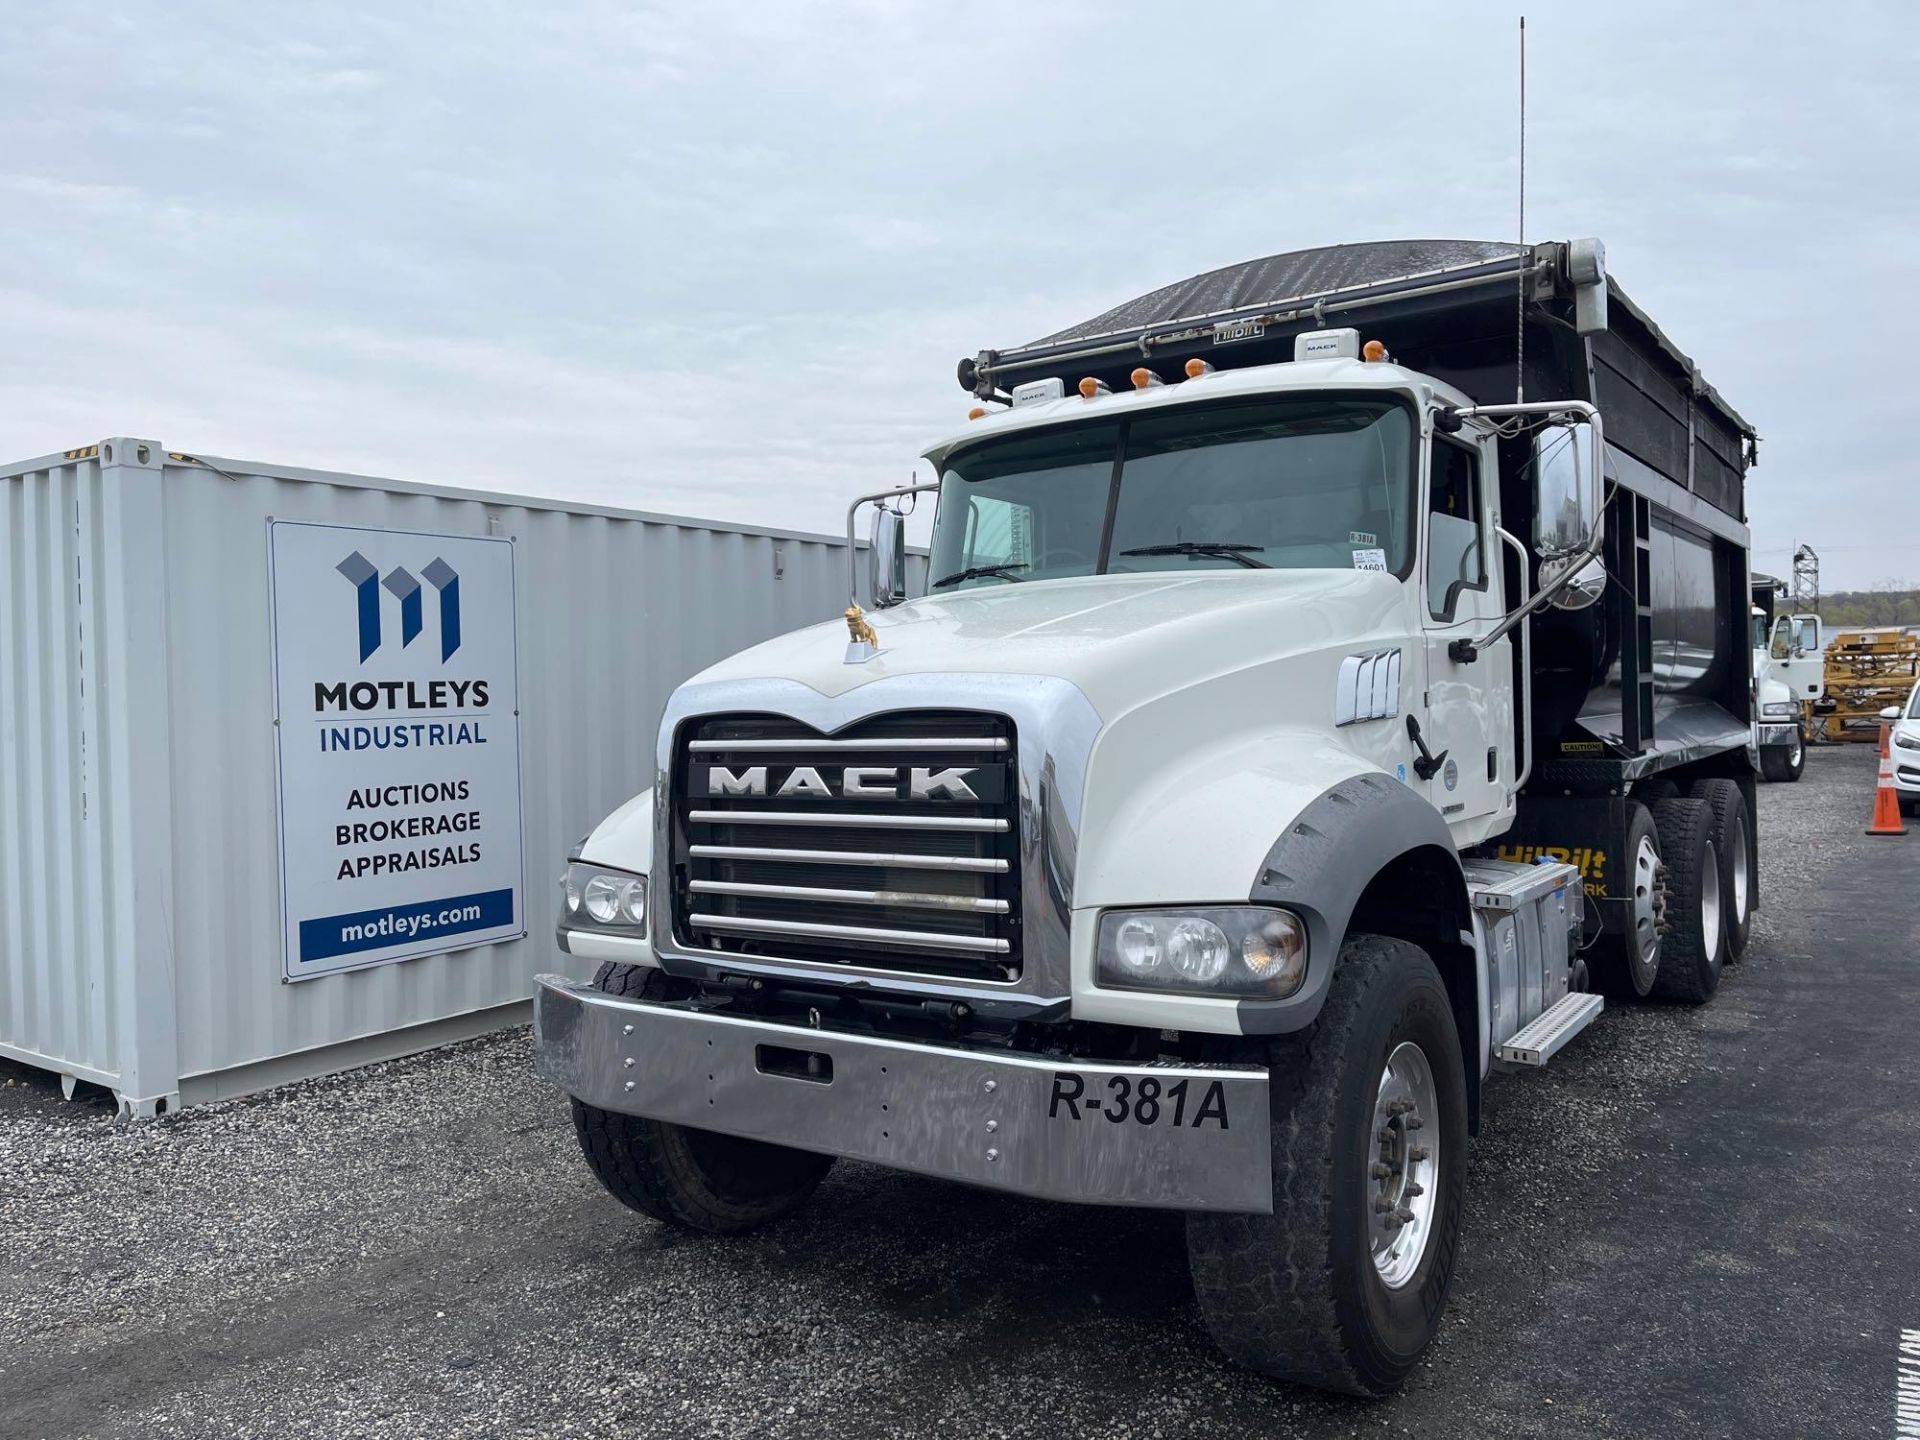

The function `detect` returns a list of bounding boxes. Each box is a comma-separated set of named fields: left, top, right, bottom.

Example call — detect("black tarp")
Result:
left=1021, top=239, right=1524, bottom=348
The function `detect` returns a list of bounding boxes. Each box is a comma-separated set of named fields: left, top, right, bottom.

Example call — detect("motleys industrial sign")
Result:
left=269, top=520, right=524, bottom=981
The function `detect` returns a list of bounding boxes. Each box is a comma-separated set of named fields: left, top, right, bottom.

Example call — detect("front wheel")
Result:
left=1760, top=726, right=1805, bottom=782
left=569, top=964, right=833, bottom=1234
left=1185, top=935, right=1468, bottom=1396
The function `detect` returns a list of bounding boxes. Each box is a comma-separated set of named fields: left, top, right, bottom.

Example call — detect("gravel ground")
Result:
left=3, top=746, right=1915, bottom=1439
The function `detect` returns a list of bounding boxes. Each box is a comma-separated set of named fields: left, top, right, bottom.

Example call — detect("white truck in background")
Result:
left=1751, top=573, right=1822, bottom=781
left=534, top=239, right=1762, bottom=1395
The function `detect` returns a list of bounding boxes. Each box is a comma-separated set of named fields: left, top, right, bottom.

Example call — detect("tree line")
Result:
left=1819, top=582, right=1920, bottom=629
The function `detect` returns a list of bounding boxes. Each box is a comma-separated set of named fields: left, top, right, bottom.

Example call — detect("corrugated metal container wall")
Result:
left=0, top=438, right=921, bottom=1113
left=2, top=451, right=130, bottom=1096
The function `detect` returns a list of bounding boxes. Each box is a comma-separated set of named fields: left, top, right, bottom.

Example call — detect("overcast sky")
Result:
left=6, top=2, right=1917, bottom=590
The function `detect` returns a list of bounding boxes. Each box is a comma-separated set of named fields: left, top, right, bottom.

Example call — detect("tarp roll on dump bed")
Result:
left=960, top=238, right=1757, bottom=523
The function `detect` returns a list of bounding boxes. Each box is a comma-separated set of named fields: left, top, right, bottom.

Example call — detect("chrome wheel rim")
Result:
left=1369, top=1041, right=1439, bottom=1289
left=1789, top=731, right=1804, bottom=766
left=1630, top=834, right=1661, bottom=982
left=1700, top=839, right=1722, bottom=961
left=1729, top=816, right=1751, bottom=925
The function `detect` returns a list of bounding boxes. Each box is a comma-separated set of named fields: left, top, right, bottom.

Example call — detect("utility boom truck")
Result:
left=536, top=239, right=1761, bottom=1395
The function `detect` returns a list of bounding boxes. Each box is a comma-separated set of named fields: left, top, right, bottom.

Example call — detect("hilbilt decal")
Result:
left=1495, top=843, right=1608, bottom=897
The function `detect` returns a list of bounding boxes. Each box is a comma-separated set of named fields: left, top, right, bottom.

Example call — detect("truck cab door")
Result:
left=1778, top=613, right=1825, bottom=700
left=1418, top=429, right=1512, bottom=841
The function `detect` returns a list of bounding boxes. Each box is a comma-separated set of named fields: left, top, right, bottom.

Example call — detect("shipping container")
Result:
left=0, top=437, right=914, bottom=1114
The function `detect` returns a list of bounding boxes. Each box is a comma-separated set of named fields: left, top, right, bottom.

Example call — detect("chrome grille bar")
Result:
left=689, top=809, right=1007, bottom=832
left=690, top=844, right=1009, bottom=874
left=691, top=879, right=1010, bottom=914
left=687, top=912, right=1012, bottom=954
left=690, top=737, right=1009, bottom=753
left=679, top=711, right=1019, bottom=982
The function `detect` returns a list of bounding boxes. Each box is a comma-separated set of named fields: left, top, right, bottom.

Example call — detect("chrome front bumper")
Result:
left=533, top=975, right=1273, bottom=1213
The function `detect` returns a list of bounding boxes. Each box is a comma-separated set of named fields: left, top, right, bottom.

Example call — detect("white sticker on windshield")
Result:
left=1352, top=548, right=1388, bottom=572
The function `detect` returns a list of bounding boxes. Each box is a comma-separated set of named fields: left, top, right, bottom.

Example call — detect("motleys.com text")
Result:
left=339, top=900, right=488, bottom=945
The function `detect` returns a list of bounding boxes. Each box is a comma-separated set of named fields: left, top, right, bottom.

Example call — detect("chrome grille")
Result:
left=672, top=712, right=1020, bottom=982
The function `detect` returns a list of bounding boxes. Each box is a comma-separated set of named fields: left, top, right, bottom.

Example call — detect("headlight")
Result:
left=560, top=861, right=647, bottom=935
left=1896, top=731, right=1920, bottom=752
left=1096, top=907, right=1306, bottom=999
left=1761, top=701, right=1796, bottom=718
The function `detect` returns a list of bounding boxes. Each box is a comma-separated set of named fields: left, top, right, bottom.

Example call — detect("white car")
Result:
left=1879, top=684, right=1920, bottom=814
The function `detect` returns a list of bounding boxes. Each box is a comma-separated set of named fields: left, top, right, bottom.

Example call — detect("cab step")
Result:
left=1495, top=991, right=1604, bottom=1067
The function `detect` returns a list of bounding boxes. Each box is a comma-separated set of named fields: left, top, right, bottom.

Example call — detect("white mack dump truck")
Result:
left=535, top=239, right=1762, bottom=1394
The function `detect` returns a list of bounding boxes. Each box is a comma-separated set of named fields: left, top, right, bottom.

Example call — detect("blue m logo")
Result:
left=336, top=552, right=462, bottom=663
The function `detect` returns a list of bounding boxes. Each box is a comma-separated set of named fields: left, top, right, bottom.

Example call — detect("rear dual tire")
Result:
left=1591, top=803, right=1663, bottom=998
left=1690, top=778, right=1755, bottom=963
left=1646, top=797, right=1724, bottom=1002
left=1593, top=787, right=1747, bottom=1003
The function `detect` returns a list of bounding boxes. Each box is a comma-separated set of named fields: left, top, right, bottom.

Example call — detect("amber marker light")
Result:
left=1185, top=358, right=1215, bottom=378
left=1362, top=339, right=1388, bottom=362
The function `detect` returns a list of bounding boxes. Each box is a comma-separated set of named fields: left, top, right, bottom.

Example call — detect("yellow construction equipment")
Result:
left=1820, top=628, right=1920, bottom=741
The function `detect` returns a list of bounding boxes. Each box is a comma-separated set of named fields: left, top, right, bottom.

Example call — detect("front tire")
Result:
left=1185, top=935, right=1468, bottom=1396
left=1760, top=726, right=1805, bottom=782
left=569, top=964, right=833, bottom=1234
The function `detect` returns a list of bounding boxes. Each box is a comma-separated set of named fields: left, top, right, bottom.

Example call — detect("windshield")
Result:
left=929, top=396, right=1415, bottom=589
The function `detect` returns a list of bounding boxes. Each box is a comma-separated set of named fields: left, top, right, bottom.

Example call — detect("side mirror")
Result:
left=868, top=505, right=907, bottom=608
left=1534, top=420, right=1603, bottom=558
left=1881, top=706, right=1902, bottom=721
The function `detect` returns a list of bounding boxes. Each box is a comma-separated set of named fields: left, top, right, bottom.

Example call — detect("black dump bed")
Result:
left=961, top=239, right=1760, bottom=787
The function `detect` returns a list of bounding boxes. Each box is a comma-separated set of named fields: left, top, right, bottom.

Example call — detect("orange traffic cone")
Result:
left=1866, top=721, right=1908, bottom=836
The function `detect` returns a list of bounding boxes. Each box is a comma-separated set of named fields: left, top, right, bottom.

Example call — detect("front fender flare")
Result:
left=1239, top=771, right=1465, bottom=1034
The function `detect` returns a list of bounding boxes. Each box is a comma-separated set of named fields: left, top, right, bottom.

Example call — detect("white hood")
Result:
left=689, top=568, right=1408, bottom=717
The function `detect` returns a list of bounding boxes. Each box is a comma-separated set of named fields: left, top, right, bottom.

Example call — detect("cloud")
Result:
left=2, top=1, right=1915, bottom=585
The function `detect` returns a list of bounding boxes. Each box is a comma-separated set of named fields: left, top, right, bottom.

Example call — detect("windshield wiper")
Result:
left=1118, top=542, right=1270, bottom=570
left=931, top=562, right=1029, bottom=588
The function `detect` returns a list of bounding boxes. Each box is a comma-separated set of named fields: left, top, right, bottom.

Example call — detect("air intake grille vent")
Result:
left=673, top=712, right=1020, bottom=983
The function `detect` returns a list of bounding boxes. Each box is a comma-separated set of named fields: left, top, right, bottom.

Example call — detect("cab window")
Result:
left=1426, top=439, right=1485, bottom=621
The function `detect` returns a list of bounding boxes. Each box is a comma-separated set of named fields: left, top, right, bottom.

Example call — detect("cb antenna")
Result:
left=1515, top=13, right=1527, bottom=403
